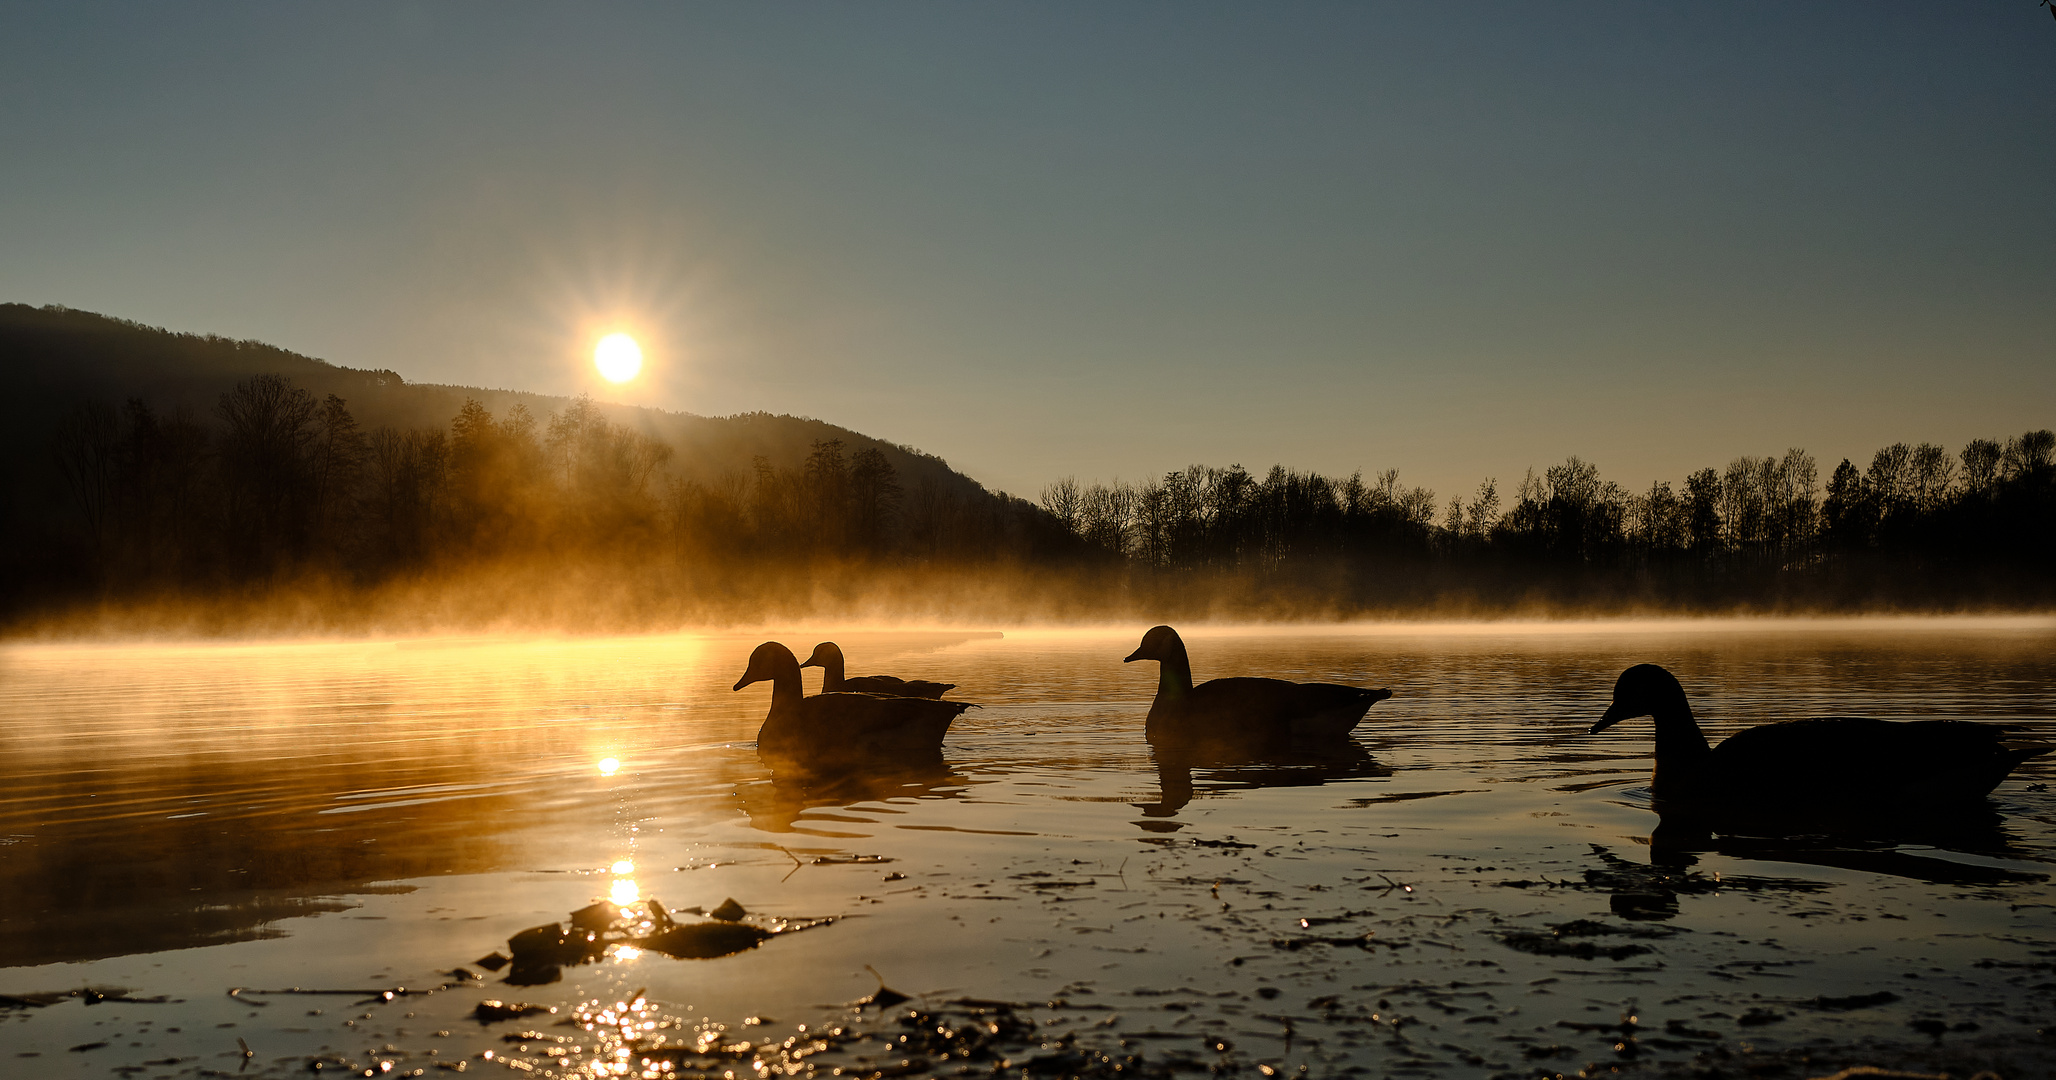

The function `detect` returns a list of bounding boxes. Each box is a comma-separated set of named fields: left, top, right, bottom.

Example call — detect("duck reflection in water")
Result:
left=736, top=758, right=975, bottom=835
left=1596, top=810, right=2046, bottom=924
left=1585, top=663, right=2050, bottom=917
left=1135, top=741, right=1392, bottom=830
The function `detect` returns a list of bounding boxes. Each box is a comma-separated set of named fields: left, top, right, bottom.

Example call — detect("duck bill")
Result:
left=732, top=674, right=758, bottom=692
left=1122, top=648, right=1145, bottom=663
left=1589, top=701, right=1634, bottom=735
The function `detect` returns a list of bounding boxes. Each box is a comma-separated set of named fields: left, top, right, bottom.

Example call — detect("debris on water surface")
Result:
left=856, top=965, right=911, bottom=1008
left=495, top=894, right=832, bottom=984
left=1, top=987, right=175, bottom=1008
left=1610, top=890, right=1681, bottom=920
left=460, top=988, right=1210, bottom=1080
left=471, top=1000, right=555, bottom=1023
left=568, top=900, right=619, bottom=933
left=1815, top=990, right=1902, bottom=1011
left=1494, top=917, right=1676, bottom=960
left=642, top=920, right=771, bottom=959
left=1269, top=931, right=1401, bottom=952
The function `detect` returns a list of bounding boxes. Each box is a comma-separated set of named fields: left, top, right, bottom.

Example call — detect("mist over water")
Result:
left=1, top=620, right=2052, bottom=1077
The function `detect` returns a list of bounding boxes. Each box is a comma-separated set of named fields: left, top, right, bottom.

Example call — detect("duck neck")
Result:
left=1154, top=640, right=1196, bottom=704
left=767, top=655, right=807, bottom=714
left=819, top=651, right=846, bottom=693
left=1649, top=692, right=1714, bottom=795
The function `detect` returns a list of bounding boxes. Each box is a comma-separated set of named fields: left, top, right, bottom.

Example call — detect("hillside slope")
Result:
left=0, top=303, right=1001, bottom=513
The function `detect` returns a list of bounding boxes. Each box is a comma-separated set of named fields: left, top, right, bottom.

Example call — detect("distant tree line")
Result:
left=14, top=369, right=2052, bottom=621
left=1037, top=466, right=1441, bottom=573
left=1038, top=432, right=2056, bottom=608
left=24, top=375, right=1065, bottom=607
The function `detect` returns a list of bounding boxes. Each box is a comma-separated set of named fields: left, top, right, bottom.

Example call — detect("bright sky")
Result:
left=3, top=5, right=2051, bottom=501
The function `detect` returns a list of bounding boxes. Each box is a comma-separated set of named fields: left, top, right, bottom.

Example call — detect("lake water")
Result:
left=2, top=621, right=2054, bottom=1079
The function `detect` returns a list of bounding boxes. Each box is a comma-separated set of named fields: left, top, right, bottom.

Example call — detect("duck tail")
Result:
left=2002, top=742, right=2054, bottom=768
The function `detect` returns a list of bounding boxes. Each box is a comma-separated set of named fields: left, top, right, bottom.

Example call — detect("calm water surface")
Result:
left=2, top=622, right=2054, bottom=1078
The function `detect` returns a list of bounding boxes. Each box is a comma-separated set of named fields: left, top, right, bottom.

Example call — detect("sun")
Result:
left=593, top=333, right=643, bottom=383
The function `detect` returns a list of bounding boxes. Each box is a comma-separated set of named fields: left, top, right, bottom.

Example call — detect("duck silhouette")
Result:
left=733, top=642, right=973, bottom=769
left=799, top=642, right=956, bottom=699
left=1123, top=625, right=1391, bottom=751
left=1591, top=663, right=2049, bottom=811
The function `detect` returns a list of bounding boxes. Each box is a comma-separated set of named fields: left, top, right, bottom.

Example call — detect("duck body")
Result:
left=1124, top=625, right=1391, bottom=751
left=734, top=642, right=973, bottom=769
left=1593, top=663, right=2047, bottom=812
left=801, top=642, right=956, bottom=699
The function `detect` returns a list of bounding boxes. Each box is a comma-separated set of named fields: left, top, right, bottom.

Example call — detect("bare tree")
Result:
left=1039, top=476, right=1082, bottom=534
left=1464, top=478, right=1500, bottom=541
left=1962, top=438, right=2003, bottom=497
left=53, top=400, right=120, bottom=549
left=310, top=394, right=368, bottom=550
left=848, top=447, right=903, bottom=552
left=1908, top=443, right=1955, bottom=514
left=217, top=374, right=319, bottom=566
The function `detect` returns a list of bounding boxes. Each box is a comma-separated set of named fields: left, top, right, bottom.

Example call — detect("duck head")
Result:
left=1590, top=663, right=1688, bottom=734
left=1124, top=625, right=1185, bottom=664
left=733, top=641, right=802, bottom=691
left=797, top=642, right=844, bottom=671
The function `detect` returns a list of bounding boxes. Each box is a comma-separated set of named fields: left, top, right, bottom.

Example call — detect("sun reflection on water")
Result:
left=608, top=854, right=639, bottom=905
left=597, top=757, right=621, bottom=776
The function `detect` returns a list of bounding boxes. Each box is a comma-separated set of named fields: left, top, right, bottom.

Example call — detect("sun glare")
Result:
left=593, top=333, right=643, bottom=383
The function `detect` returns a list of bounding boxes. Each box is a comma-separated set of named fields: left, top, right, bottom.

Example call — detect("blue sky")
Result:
left=3, top=3, right=2051, bottom=500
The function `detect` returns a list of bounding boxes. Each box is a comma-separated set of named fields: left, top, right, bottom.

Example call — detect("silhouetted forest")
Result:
left=10, top=376, right=1073, bottom=618
left=0, top=305, right=1073, bottom=630
left=2, top=303, right=2050, bottom=631
left=1036, top=435, right=2055, bottom=611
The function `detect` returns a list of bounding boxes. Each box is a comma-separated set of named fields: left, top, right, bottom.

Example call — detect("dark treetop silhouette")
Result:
left=800, top=641, right=956, bottom=699
left=1036, top=434, right=2055, bottom=616
left=1123, top=625, right=1392, bottom=752
left=732, top=641, right=974, bottom=770
left=1589, top=663, right=2050, bottom=813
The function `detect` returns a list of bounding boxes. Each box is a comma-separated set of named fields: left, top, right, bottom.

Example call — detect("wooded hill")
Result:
left=0, top=303, right=997, bottom=510
left=1, top=303, right=1074, bottom=629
